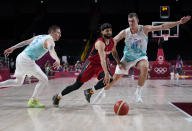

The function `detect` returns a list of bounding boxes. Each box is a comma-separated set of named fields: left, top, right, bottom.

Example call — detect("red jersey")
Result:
left=88, top=37, right=114, bottom=64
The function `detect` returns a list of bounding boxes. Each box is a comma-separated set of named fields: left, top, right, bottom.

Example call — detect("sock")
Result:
left=137, top=85, right=142, bottom=89
left=58, top=93, right=62, bottom=99
left=136, top=85, right=143, bottom=96
left=92, top=87, right=96, bottom=92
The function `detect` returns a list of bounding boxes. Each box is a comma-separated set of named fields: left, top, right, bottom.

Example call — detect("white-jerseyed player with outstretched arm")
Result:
left=0, top=25, right=61, bottom=108
left=105, top=13, right=191, bottom=103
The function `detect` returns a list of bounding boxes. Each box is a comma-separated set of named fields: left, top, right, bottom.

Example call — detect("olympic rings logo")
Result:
left=154, top=67, right=167, bottom=74
left=158, top=56, right=164, bottom=61
left=158, top=56, right=164, bottom=64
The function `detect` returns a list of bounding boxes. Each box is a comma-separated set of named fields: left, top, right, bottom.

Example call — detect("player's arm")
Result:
left=113, top=29, right=126, bottom=44
left=112, top=43, right=120, bottom=65
left=112, top=30, right=126, bottom=69
left=181, top=59, right=184, bottom=67
left=45, top=38, right=60, bottom=69
left=4, top=37, right=35, bottom=56
left=95, top=41, right=110, bottom=85
left=112, top=30, right=126, bottom=64
left=143, top=16, right=191, bottom=33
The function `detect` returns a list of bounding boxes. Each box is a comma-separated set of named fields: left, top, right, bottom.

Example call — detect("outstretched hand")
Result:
left=4, top=47, right=14, bottom=57
left=180, top=16, right=191, bottom=24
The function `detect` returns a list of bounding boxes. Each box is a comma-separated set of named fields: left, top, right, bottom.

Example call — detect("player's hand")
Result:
left=179, top=16, right=191, bottom=24
left=4, top=47, right=14, bottom=56
left=53, top=60, right=60, bottom=70
left=118, top=62, right=126, bottom=70
left=104, top=72, right=111, bottom=85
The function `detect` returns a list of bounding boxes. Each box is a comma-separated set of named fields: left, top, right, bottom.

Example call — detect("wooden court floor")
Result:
left=0, top=78, right=192, bottom=131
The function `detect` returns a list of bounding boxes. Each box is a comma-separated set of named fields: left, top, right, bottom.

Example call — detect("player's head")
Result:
left=48, top=25, right=61, bottom=41
left=100, top=23, right=112, bottom=39
left=128, top=13, right=139, bottom=27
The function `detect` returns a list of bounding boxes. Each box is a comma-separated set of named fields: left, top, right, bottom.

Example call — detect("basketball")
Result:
left=114, top=100, right=129, bottom=115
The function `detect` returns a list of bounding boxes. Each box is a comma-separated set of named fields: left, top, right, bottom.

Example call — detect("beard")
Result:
left=103, top=34, right=112, bottom=39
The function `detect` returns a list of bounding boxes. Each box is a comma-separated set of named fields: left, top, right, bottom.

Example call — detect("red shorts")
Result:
left=77, top=60, right=104, bottom=83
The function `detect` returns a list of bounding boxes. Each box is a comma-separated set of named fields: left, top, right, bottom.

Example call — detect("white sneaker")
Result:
left=135, top=88, right=143, bottom=103
left=91, top=88, right=105, bottom=104
left=136, top=96, right=143, bottom=103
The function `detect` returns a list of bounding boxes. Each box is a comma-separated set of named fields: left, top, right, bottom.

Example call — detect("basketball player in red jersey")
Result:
left=52, top=23, right=122, bottom=106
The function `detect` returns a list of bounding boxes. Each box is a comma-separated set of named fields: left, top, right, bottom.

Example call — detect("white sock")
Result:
left=31, top=79, right=47, bottom=101
left=136, top=85, right=143, bottom=96
left=137, top=85, right=143, bottom=89
left=92, top=87, right=96, bottom=92
left=58, top=92, right=63, bottom=98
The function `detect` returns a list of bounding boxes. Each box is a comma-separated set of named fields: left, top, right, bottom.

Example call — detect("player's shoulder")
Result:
left=96, top=37, right=103, bottom=42
left=45, top=35, right=54, bottom=41
left=110, top=37, right=115, bottom=43
left=95, top=37, right=105, bottom=44
left=124, top=27, right=130, bottom=33
left=95, top=38, right=105, bottom=48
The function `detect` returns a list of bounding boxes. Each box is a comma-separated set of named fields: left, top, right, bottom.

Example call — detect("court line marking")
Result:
left=168, top=101, right=192, bottom=122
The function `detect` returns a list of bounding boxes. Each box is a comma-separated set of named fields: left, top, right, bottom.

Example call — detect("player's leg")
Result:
left=135, top=58, right=149, bottom=103
left=52, top=79, right=84, bottom=107
left=83, top=71, right=113, bottom=103
left=85, top=73, right=123, bottom=104
left=0, top=76, right=25, bottom=87
left=104, top=74, right=123, bottom=90
left=84, top=59, right=129, bottom=103
left=52, top=60, right=95, bottom=106
left=27, top=64, right=48, bottom=108
left=0, top=53, right=26, bottom=88
left=105, top=58, right=129, bottom=90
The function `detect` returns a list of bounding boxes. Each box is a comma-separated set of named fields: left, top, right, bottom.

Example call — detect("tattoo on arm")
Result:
left=48, top=45, right=54, bottom=51
left=12, top=41, right=28, bottom=49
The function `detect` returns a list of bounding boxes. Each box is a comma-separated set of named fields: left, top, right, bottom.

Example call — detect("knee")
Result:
left=143, top=64, right=149, bottom=72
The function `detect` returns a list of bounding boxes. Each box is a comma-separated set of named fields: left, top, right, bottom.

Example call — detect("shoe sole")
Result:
left=27, top=105, right=45, bottom=108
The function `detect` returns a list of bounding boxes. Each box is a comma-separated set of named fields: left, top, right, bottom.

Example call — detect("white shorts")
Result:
left=115, top=56, right=148, bottom=75
left=14, top=52, right=46, bottom=79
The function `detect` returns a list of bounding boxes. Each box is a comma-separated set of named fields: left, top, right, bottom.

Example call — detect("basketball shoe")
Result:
left=135, top=87, right=143, bottom=103
left=52, top=94, right=61, bottom=107
left=28, top=99, right=45, bottom=108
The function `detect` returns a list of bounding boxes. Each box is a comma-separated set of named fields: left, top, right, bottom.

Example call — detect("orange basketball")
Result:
left=114, top=100, right=129, bottom=115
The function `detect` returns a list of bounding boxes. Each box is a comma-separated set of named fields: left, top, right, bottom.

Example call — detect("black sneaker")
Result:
left=84, top=88, right=94, bottom=103
left=52, top=94, right=61, bottom=107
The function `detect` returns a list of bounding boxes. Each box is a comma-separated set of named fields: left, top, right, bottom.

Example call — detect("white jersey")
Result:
left=123, top=25, right=148, bottom=62
left=23, top=35, right=53, bottom=60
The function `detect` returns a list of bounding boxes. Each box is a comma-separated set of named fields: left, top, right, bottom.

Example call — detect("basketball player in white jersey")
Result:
left=105, top=13, right=191, bottom=103
left=0, top=25, right=61, bottom=108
